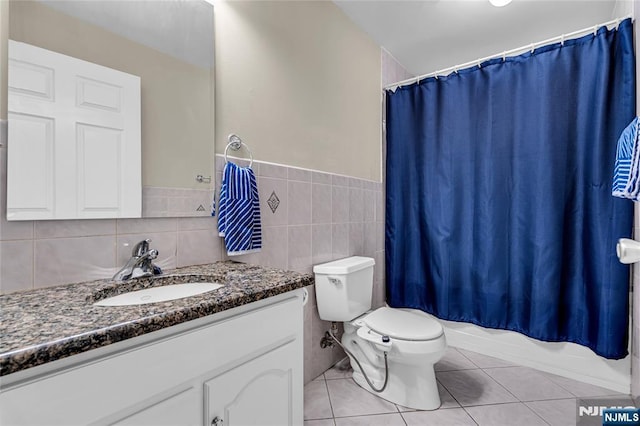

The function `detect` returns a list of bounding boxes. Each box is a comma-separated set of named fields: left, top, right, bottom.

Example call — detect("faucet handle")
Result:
left=132, top=239, right=151, bottom=257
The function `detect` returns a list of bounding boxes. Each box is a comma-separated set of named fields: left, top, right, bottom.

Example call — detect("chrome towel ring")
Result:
left=224, top=134, right=253, bottom=168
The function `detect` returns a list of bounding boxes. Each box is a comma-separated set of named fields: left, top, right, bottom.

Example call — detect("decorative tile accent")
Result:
left=142, top=186, right=213, bottom=218
left=268, top=191, right=281, bottom=213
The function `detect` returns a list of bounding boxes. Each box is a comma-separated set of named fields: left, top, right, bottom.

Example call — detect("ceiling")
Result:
left=333, top=0, right=626, bottom=77
left=36, top=0, right=214, bottom=68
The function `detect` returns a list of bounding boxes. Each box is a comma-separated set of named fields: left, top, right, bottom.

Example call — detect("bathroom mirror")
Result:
left=7, top=0, right=215, bottom=220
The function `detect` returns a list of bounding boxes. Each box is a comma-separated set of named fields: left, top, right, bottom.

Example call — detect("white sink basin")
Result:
left=94, top=282, right=223, bottom=307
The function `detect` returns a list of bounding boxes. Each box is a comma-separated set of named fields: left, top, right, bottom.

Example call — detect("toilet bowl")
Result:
left=314, top=257, right=447, bottom=410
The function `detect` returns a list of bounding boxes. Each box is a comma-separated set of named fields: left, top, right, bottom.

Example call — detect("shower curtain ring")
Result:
left=502, top=51, right=506, bottom=62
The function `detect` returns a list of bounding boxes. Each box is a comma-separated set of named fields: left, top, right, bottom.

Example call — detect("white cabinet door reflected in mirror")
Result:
left=7, top=40, right=141, bottom=220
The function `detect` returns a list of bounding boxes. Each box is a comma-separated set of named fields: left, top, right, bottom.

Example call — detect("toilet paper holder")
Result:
left=616, top=238, right=640, bottom=264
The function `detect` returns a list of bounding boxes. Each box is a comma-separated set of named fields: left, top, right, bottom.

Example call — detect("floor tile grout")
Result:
left=519, top=403, right=553, bottom=426
left=322, top=373, right=337, bottom=420
left=478, top=367, right=522, bottom=401
left=397, top=411, right=409, bottom=426
left=459, top=406, right=481, bottom=426
left=306, top=347, right=630, bottom=425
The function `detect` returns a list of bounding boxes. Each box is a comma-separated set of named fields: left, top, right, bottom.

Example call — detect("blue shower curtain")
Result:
left=385, top=19, right=635, bottom=359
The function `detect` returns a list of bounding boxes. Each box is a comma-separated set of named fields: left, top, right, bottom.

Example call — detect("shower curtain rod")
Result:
left=384, top=14, right=633, bottom=91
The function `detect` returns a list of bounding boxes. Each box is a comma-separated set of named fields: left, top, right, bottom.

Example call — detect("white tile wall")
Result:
left=1, top=240, right=33, bottom=293
left=142, top=187, right=212, bottom=218
left=176, top=229, right=224, bottom=268
left=34, top=236, right=117, bottom=287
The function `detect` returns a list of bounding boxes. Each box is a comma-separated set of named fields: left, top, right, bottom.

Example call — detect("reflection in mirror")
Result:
left=7, top=0, right=215, bottom=220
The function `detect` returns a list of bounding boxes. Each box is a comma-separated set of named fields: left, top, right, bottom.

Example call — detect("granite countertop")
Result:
left=0, top=261, right=313, bottom=377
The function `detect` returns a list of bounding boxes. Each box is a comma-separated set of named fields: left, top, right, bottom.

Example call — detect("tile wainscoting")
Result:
left=215, top=154, right=385, bottom=383
left=0, top=125, right=385, bottom=384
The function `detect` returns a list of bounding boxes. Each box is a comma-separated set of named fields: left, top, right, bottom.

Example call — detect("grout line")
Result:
left=436, top=366, right=480, bottom=373
left=453, top=347, right=480, bottom=368
left=475, top=365, right=518, bottom=369
left=460, top=400, right=535, bottom=408
left=523, top=401, right=558, bottom=426
left=323, top=373, right=337, bottom=420
left=398, top=410, right=409, bottom=426
left=437, top=376, right=466, bottom=411
left=460, top=405, right=481, bottom=426
left=477, top=368, right=521, bottom=401
left=30, top=236, right=35, bottom=290
left=397, top=405, right=462, bottom=413
left=331, top=411, right=406, bottom=420
left=522, top=403, right=553, bottom=425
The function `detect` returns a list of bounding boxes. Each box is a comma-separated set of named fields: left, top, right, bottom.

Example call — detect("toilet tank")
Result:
left=313, top=256, right=375, bottom=321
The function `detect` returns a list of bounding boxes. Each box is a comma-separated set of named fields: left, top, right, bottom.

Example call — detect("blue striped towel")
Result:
left=217, top=162, right=262, bottom=256
left=613, top=117, right=640, bottom=201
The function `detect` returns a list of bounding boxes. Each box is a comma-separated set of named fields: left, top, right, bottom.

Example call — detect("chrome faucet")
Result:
left=112, top=239, right=162, bottom=281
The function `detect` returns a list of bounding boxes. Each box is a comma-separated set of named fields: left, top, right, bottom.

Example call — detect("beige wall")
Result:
left=214, top=1, right=382, bottom=181
left=8, top=1, right=213, bottom=189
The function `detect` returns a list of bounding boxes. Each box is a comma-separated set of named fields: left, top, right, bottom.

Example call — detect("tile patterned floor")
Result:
left=304, top=347, right=629, bottom=426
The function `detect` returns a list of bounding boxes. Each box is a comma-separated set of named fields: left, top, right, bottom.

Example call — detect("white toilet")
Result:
left=314, top=256, right=447, bottom=410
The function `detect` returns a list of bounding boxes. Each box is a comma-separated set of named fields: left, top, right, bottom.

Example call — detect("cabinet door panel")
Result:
left=205, top=341, right=301, bottom=426
left=110, top=387, right=198, bottom=426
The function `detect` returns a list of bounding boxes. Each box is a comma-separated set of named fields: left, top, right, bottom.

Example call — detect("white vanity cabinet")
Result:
left=0, top=291, right=303, bottom=426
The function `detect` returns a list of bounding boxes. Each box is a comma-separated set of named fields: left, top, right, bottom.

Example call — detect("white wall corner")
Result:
left=381, top=47, right=414, bottom=88
left=612, top=0, right=634, bottom=19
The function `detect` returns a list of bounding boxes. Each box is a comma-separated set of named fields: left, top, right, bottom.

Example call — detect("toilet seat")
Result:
left=360, top=307, right=443, bottom=341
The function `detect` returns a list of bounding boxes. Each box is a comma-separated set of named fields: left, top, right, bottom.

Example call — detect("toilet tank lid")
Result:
left=313, top=256, right=375, bottom=274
